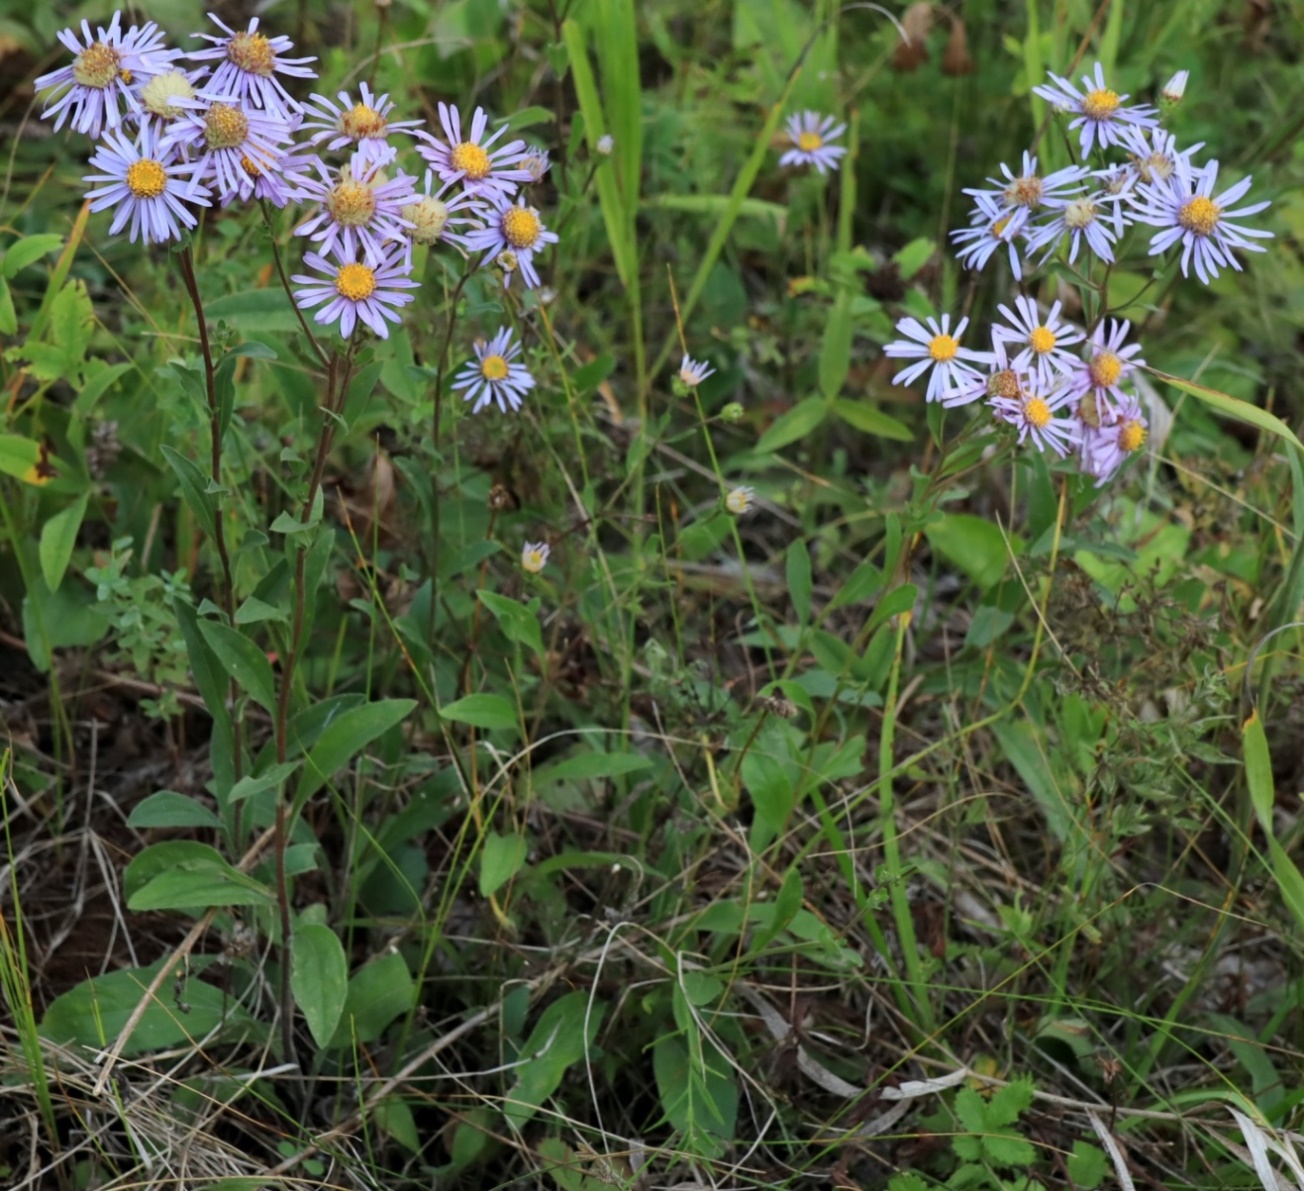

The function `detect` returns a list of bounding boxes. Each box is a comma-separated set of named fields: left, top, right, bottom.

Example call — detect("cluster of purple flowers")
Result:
left=36, top=10, right=551, bottom=412
left=951, top=62, right=1273, bottom=285
left=884, top=302, right=1150, bottom=487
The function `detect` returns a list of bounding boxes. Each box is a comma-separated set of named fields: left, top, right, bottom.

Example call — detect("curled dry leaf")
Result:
left=892, top=2, right=932, bottom=72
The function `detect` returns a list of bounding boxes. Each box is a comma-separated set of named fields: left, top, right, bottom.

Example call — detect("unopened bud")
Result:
left=595, top=133, right=614, bottom=156
left=1160, top=69, right=1188, bottom=107
left=720, top=402, right=744, bottom=423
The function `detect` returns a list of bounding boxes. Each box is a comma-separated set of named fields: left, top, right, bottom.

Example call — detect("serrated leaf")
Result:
left=39, top=493, right=89, bottom=592
left=441, top=692, right=518, bottom=731
left=986, top=1076, right=1035, bottom=1125
left=291, top=923, right=348, bottom=1049
left=1068, top=1140, right=1108, bottom=1189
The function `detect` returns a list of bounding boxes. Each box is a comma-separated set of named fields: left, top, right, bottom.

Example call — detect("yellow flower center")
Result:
left=1064, top=198, right=1096, bottom=230
left=204, top=103, right=250, bottom=151
left=928, top=333, right=959, bottom=362
left=72, top=42, right=121, bottom=88
left=125, top=158, right=168, bottom=199
left=1005, top=176, right=1043, bottom=208
left=227, top=30, right=276, bottom=77
left=987, top=369, right=1021, bottom=399
left=796, top=130, right=823, bottom=152
left=141, top=70, right=196, bottom=119
left=340, top=103, right=387, bottom=139
left=1082, top=88, right=1121, bottom=119
left=991, top=216, right=1011, bottom=238
left=401, top=196, right=450, bottom=245
left=523, top=548, right=547, bottom=572
left=502, top=206, right=542, bottom=249
left=119, top=68, right=133, bottom=85
left=480, top=354, right=509, bottom=381
left=240, top=153, right=265, bottom=178
left=335, top=263, right=376, bottom=301
left=1028, top=326, right=1056, bottom=355
left=450, top=141, right=492, bottom=180
left=1119, top=419, right=1147, bottom=452
left=1134, top=151, right=1175, bottom=185
left=495, top=249, right=519, bottom=273
left=1088, top=350, right=1123, bottom=388
left=1024, top=396, right=1052, bottom=429
left=327, top=179, right=378, bottom=227
left=1178, top=196, right=1220, bottom=237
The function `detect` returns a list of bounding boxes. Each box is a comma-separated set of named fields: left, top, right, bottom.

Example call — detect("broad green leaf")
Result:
left=925, top=513, right=1020, bottom=590
left=40, top=958, right=256, bottom=1057
left=786, top=538, right=812, bottom=625
left=479, top=831, right=528, bottom=897
left=73, top=360, right=133, bottom=417
left=294, top=698, right=416, bottom=805
left=161, top=445, right=218, bottom=540
left=373, top=1096, right=421, bottom=1154
left=892, top=237, right=936, bottom=279
left=16, top=279, right=94, bottom=383
left=291, top=923, right=348, bottom=1049
left=126, top=791, right=222, bottom=830
left=1151, top=368, right=1304, bottom=454
left=198, top=621, right=277, bottom=715
left=441, top=693, right=518, bottom=731
left=174, top=597, right=235, bottom=798
left=478, top=590, right=546, bottom=659
left=741, top=737, right=794, bottom=852
left=818, top=290, right=852, bottom=400
left=39, top=492, right=89, bottom=592
left=228, top=761, right=300, bottom=804
left=653, top=1034, right=738, bottom=1139
left=833, top=398, right=914, bottom=441
left=0, top=275, right=15, bottom=336
left=0, top=434, right=40, bottom=481
left=2, top=234, right=64, bottom=279
left=127, top=851, right=275, bottom=912
left=756, top=396, right=828, bottom=453
left=204, top=288, right=300, bottom=333
left=504, top=991, right=607, bottom=1127
left=1067, top=1141, right=1107, bottom=1189
left=328, top=951, right=413, bottom=1047
left=534, top=749, right=652, bottom=785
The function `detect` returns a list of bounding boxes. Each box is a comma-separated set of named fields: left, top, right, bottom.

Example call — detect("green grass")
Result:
left=1, top=0, right=1304, bottom=1188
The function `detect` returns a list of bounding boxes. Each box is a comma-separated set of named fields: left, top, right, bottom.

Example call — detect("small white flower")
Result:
left=678, top=354, right=715, bottom=387
left=1161, top=69, right=1188, bottom=105
left=884, top=313, right=990, bottom=403
left=521, top=541, right=550, bottom=573
left=595, top=134, right=614, bottom=156
left=725, top=486, right=754, bottom=515
left=991, top=295, right=1084, bottom=388
left=989, top=382, right=1080, bottom=458
left=1033, top=60, right=1159, bottom=156
left=1079, top=393, right=1148, bottom=485
left=951, top=194, right=1030, bottom=280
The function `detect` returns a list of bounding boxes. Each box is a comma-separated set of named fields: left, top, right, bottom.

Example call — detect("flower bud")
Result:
left=1160, top=69, right=1188, bottom=107
left=720, top=402, right=744, bottom=423
left=595, top=133, right=614, bottom=156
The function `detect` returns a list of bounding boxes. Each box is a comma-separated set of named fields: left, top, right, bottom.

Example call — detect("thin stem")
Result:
left=259, top=200, right=330, bottom=368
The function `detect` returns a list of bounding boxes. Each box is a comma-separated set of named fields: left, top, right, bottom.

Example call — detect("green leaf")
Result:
left=0, top=275, right=15, bottom=336
left=741, top=739, right=794, bottom=851
left=329, top=951, right=414, bottom=1047
left=198, top=620, right=277, bottom=715
left=1151, top=367, right=1304, bottom=454
left=892, top=238, right=936, bottom=280
left=756, top=396, right=828, bottom=453
left=787, top=539, right=812, bottom=625
left=833, top=398, right=914, bottom=441
left=986, top=1076, right=1035, bottom=1126
left=478, top=590, right=546, bottom=659
left=126, top=791, right=222, bottom=830
left=652, top=1034, right=738, bottom=1139
left=533, top=749, right=652, bottom=785
left=204, top=288, right=301, bottom=333
left=983, top=1131, right=1035, bottom=1167
left=643, top=193, right=787, bottom=222
left=479, top=831, right=528, bottom=897
left=174, top=597, right=235, bottom=799
left=228, top=761, right=300, bottom=804
left=291, top=923, right=348, bottom=1049
left=925, top=513, right=1020, bottom=590
left=504, top=991, right=607, bottom=1128
left=39, top=493, right=89, bottom=592
left=234, top=595, right=286, bottom=624
left=1067, top=1140, right=1107, bottom=1189
left=2, top=234, right=64, bottom=279
left=441, top=692, right=518, bottom=732
left=40, top=958, right=256, bottom=1057
left=73, top=360, right=133, bottom=417
left=818, top=289, right=852, bottom=400
left=294, top=698, right=416, bottom=806
left=827, top=559, right=884, bottom=611
left=16, top=279, right=94, bottom=383
left=127, top=859, right=275, bottom=912
left=161, top=445, right=218, bottom=540
left=954, top=1086, right=988, bottom=1135
left=373, top=1096, right=421, bottom=1154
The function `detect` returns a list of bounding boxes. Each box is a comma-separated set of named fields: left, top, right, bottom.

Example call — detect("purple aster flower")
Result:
left=36, top=12, right=178, bottom=138
left=188, top=14, right=316, bottom=119
left=952, top=194, right=1030, bottom=280
left=417, top=103, right=533, bottom=201
left=679, top=355, right=715, bottom=387
left=452, top=327, right=535, bottom=414
left=133, top=67, right=209, bottom=136
left=992, top=295, right=1084, bottom=389
left=963, top=152, right=1088, bottom=216
left=1028, top=193, right=1122, bottom=264
left=293, top=153, right=419, bottom=265
left=940, top=338, right=1027, bottom=410
left=464, top=196, right=558, bottom=289
left=779, top=111, right=848, bottom=174
left=1065, top=319, right=1145, bottom=422
left=161, top=93, right=294, bottom=204
left=520, top=147, right=551, bottom=184
left=1078, top=393, right=1148, bottom=485
left=234, top=145, right=317, bottom=208
left=989, top=382, right=1079, bottom=457
left=298, top=82, right=423, bottom=168
left=291, top=248, right=419, bottom=340
left=83, top=123, right=208, bottom=244
left=1033, top=61, right=1159, bottom=156
left=397, top=170, right=485, bottom=265
left=1131, top=156, right=1273, bottom=285
left=884, top=314, right=991, bottom=403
